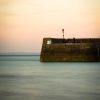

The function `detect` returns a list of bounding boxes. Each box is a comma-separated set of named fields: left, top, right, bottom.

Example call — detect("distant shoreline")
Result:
left=0, top=55, right=40, bottom=56
left=0, top=53, right=40, bottom=56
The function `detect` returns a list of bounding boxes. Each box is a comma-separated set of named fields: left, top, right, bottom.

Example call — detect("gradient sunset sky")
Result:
left=0, top=0, right=100, bottom=53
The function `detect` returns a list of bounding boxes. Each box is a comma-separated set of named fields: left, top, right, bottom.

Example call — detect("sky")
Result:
left=0, top=0, right=100, bottom=53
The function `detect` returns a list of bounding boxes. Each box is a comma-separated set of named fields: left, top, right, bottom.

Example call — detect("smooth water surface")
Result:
left=0, top=56, right=100, bottom=100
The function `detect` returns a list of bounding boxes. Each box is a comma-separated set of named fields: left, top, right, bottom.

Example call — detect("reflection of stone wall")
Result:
left=40, top=38, right=100, bottom=62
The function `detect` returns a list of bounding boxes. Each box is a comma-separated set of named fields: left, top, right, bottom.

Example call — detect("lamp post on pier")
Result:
left=62, top=28, right=64, bottom=40
left=62, top=29, right=65, bottom=43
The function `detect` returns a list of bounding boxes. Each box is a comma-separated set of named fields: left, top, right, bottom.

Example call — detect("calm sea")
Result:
left=0, top=55, right=100, bottom=100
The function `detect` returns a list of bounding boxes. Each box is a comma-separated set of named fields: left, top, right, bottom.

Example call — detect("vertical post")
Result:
left=98, top=45, right=99, bottom=57
left=96, top=43, right=99, bottom=60
left=62, top=29, right=64, bottom=40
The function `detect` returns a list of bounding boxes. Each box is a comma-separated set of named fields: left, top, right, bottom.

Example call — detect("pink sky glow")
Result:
left=0, top=0, right=100, bottom=53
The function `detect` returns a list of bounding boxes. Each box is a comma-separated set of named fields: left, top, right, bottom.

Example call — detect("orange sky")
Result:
left=0, top=0, right=100, bottom=53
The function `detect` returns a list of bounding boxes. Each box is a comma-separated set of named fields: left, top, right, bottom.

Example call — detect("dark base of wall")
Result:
left=40, top=54, right=100, bottom=62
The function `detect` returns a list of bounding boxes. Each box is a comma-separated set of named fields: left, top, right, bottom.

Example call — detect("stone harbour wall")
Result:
left=40, top=38, right=100, bottom=62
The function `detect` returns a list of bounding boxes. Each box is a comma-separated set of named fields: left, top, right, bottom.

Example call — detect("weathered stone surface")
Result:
left=40, top=38, right=100, bottom=62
